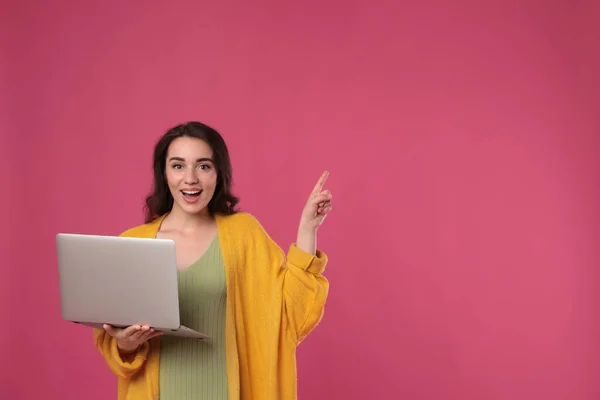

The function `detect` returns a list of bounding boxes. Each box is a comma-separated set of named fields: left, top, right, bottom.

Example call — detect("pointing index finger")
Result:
left=311, top=171, right=329, bottom=196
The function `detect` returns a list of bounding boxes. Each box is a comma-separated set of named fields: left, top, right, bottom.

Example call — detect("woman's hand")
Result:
left=296, top=171, right=332, bottom=255
left=299, top=171, right=333, bottom=231
left=103, top=324, right=163, bottom=353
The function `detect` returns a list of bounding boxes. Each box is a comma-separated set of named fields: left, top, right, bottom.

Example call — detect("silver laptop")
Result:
left=55, top=233, right=209, bottom=340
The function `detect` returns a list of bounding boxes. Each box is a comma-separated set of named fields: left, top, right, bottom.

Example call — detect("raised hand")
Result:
left=299, top=171, right=332, bottom=232
left=103, top=324, right=163, bottom=353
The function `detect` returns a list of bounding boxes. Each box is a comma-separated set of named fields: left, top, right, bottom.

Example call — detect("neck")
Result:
left=162, top=205, right=214, bottom=233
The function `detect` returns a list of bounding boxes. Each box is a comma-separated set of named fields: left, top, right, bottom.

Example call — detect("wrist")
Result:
left=117, top=342, right=139, bottom=354
left=297, top=224, right=316, bottom=234
left=296, top=226, right=317, bottom=255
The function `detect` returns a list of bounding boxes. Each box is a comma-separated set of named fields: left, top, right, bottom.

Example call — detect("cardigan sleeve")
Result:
left=91, top=226, right=154, bottom=379
left=93, top=327, right=150, bottom=378
left=243, top=213, right=330, bottom=345
left=281, top=243, right=330, bottom=344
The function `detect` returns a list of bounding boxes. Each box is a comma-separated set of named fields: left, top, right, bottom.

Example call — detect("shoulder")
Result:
left=119, top=224, right=147, bottom=238
left=217, top=212, right=280, bottom=247
left=216, top=211, right=266, bottom=234
left=217, top=212, right=284, bottom=261
left=118, top=216, right=164, bottom=238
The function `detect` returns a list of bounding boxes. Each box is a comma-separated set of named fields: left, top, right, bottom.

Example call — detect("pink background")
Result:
left=2, top=0, right=599, bottom=399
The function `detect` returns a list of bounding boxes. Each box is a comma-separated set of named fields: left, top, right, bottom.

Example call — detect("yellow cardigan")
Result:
left=93, top=212, right=329, bottom=400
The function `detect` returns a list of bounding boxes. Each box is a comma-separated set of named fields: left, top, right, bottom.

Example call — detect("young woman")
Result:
left=93, top=121, right=332, bottom=400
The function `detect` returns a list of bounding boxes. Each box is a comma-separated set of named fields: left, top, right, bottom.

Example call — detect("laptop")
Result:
left=55, top=233, right=209, bottom=340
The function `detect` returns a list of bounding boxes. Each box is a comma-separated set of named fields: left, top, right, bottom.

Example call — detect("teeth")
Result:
left=182, top=190, right=201, bottom=195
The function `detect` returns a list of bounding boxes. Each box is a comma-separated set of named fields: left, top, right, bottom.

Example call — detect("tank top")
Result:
left=158, top=235, right=228, bottom=399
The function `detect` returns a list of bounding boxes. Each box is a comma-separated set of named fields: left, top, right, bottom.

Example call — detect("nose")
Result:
left=183, top=167, right=199, bottom=184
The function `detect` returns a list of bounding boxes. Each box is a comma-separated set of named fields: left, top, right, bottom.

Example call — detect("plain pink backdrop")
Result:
left=2, top=0, right=599, bottom=399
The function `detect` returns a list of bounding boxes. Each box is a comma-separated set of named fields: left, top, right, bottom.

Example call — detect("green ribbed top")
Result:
left=159, top=235, right=228, bottom=400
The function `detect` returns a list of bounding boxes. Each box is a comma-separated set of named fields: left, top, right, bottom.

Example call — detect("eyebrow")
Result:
left=168, top=157, right=214, bottom=163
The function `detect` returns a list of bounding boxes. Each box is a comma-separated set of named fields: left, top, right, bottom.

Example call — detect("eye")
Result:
left=171, top=163, right=184, bottom=170
left=198, top=164, right=212, bottom=170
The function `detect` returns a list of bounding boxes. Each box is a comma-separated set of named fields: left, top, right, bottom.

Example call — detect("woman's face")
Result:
left=164, top=136, right=218, bottom=216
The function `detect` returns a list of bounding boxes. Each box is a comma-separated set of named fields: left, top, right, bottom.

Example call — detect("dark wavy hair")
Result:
left=144, top=121, right=240, bottom=223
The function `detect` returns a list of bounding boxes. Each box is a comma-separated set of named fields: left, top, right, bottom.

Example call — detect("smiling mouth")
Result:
left=181, top=189, right=202, bottom=198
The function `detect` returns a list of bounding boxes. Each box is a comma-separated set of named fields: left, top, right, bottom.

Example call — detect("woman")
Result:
left=93, top=121, right=332, bottom=400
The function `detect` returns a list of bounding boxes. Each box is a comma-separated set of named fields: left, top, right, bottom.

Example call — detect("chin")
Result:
left=173, top=198, right=208, bottom=215
left=180, top=202, right=208, bottom=215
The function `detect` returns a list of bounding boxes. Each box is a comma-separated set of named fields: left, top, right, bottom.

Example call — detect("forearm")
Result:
left=296, top=227, right=316, bottom=255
